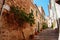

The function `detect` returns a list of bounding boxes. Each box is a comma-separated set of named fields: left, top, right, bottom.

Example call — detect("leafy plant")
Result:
left=42, top=23, right=48, bottom=29
left=10, top=5, right=35, bottom=27
left=28, top=10, right=35, bottom=26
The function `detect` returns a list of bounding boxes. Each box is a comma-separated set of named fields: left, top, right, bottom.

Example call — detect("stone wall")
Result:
left=0, top=12, right=35, bottom=40
left=0, top=0, right=3, bottom=12
left=0, top=0, right=36, bottom=40
left=5, top=0, right=32, bottom=14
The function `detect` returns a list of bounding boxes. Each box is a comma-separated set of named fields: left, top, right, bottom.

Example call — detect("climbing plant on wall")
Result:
left=10, top=5, right=35, bottom=27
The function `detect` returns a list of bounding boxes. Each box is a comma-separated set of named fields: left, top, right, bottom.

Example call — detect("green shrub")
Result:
left=42, top=23, right=48, bottom=29
left=10, top=5, right=35, bottom=26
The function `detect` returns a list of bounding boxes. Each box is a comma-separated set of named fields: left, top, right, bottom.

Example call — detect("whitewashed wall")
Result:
left=55, top=2, right=60, bottom=40
left=55, top=3, right=60, bottom=19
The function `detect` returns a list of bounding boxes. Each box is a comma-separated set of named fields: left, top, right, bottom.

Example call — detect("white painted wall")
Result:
left=55, top=3, right=60, bottom=19
left=45, top=16, right=52, bottom=28
left=49, top=0, right=58, bottom=29
left=54, top=2, right=60, bottom=40
left=48, top=18, right=52, bottom=28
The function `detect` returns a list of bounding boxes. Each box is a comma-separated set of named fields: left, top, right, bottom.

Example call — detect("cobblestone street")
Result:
left=32, top=28, right=59, bottom=40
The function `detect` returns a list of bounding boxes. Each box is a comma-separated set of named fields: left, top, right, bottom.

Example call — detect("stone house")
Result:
left=38, top=6, right=45, bottom=29
left=0, top=0, right=42, bottom=40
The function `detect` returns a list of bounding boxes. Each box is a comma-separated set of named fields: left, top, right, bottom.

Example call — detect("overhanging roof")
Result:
left=56, top=0, right=60, bottom=4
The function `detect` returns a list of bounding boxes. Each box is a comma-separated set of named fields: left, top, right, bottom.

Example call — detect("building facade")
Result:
left=38, top=6, right=45, bottom=23
left=34, top=4, right=42, bottom=32
left=0, top=0, right=35, bottom=40
left=48, top=0, right=58, bottom=29
left=38, top=6, right=45, bottom=28
left=0, top=0, right=42, bottom=40
left=55, top=0, right=60, bottom=40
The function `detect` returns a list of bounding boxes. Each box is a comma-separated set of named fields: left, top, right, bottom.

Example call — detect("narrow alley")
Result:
left=0, top=0, right=60, bottom=40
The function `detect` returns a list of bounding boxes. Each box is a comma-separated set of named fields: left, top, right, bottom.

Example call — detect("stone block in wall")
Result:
left=23, top=27, right=33, bottom=39
left=22, top=26, right=36, bottom=39
left=0, top=27, right=24, bottom=40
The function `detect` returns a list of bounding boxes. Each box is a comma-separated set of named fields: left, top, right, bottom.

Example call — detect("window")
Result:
left=36, top=10, right=37, bottom=16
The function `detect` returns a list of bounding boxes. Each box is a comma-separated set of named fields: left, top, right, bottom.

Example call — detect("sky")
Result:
left=33, top=0, right=49, bottom=16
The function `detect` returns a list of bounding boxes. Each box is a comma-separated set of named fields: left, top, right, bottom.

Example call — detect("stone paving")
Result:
left=32, top=28, right=59, bottom=40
